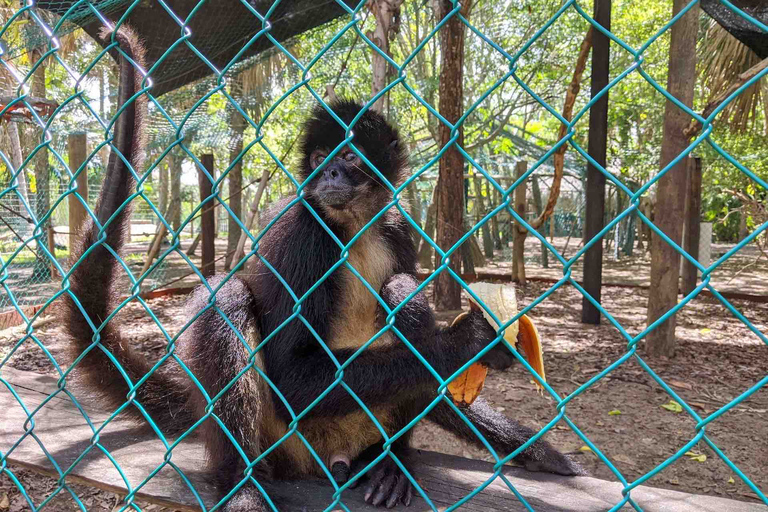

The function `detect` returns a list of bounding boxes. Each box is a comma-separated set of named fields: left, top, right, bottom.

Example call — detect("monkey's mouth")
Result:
left=315, top=186, right=352, bottom=209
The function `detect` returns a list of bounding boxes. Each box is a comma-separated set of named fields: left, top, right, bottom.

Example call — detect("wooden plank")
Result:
left=1, top=367, right=762, bottom=511
left=198, top=154, right=216, bottom=279
left=581, top=0, right=610, bottom=325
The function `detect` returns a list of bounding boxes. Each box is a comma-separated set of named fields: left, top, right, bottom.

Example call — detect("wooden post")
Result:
left=512, top=161, right=527, bottom=284
left=646, top=0, right=699, bottom=357
left=681, top=157, right=702, bottom=296
left=581, top=0, right=611, bottom=325
left=199, top=154, right=216, bottom=279
left=67, top=133, right=88, bottom=253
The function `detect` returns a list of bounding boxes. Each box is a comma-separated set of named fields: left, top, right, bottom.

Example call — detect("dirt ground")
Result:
left=1, top=279, right=767, bottom=510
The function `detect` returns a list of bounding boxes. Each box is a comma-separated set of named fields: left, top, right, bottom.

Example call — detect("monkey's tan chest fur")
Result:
left=328, top=230, right=394, bottom=350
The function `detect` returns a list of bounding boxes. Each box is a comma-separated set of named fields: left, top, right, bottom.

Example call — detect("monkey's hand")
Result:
left=517, top=439, right=586, bottom=476
left=346, top=455, right=414, bottom=508
left=454, top=309, right=517, bottom=371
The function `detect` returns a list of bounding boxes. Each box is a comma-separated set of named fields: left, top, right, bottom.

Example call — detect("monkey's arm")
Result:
left=268, top=273, right=513, bottom=419
left=428, top=397, right=584, bottom=476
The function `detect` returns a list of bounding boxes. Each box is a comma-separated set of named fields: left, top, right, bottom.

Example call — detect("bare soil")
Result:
left=1, top=280, right=766, bottom=510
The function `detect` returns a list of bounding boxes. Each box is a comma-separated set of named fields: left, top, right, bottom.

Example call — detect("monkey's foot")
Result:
left=221, top=486, right=269, bottom=512
left=348, top=456, right=414, bottom=508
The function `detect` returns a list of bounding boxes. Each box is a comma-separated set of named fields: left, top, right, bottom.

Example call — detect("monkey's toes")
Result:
left=361, top=458, right=414, bottom=508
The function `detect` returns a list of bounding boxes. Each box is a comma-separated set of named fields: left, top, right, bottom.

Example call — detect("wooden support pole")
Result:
left=512, top=161, right=527, bottom=284
left=681, top=157, right=702, bottom=296
left=67, top=133, right=88, bottom=253
left=199, top=154, right=216, bottom=279
left=581, top=0, right=611, bottom=325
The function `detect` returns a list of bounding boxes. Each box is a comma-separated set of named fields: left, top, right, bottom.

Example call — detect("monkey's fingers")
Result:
left=385, top=474, right=412, bottom=508
left=403, top=481, right=413, bottom=506
left=370, top=472, right=398, bottom=507
left=363, top=464, right=390, bottom=503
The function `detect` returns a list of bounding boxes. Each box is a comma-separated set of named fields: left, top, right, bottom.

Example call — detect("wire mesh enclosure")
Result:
left=1, top=0, right=767, bottom=511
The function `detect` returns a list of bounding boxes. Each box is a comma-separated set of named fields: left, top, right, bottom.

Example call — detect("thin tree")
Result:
left=646, top=0, right=699, bottom=357
left=225, top=74, right=247, bottom=270
left=31, top=49, right=52, bottom=280
left=433, top=0, right=472, bottom=310
left=367, top=0, right=405, bottom=113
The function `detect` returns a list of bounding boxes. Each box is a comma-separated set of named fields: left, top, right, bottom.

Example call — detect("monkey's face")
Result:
left=307, top=145, right=373, bottom=210
left=299, top=100, right=408, bottom=230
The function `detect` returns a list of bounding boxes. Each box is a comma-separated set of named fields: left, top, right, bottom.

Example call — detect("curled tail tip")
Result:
left=98, top=24, right=147, bottom=69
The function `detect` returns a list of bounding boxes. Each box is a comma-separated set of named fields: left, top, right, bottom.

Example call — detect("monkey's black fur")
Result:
left=63, top=35, right=583, bottom=509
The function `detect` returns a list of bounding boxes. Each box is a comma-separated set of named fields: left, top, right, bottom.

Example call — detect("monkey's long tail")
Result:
left=62, top=25, right=194, bottom=433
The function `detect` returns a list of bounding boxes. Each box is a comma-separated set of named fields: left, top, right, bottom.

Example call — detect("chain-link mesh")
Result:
left=1, top=0, right=767, bottom=510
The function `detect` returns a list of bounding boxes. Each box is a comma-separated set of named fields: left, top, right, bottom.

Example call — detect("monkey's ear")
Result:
left=468, top=298, right=482, bottom=313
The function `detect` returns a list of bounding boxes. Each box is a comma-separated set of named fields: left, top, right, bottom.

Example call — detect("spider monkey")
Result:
left=63, top=25, right=583, bottom=512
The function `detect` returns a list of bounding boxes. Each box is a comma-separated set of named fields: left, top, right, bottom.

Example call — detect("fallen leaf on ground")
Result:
left=608, top=409, right=621, bottom=416
left=669, top=380, right=693, bottom=390
left=661, top=400, right=683, bottom=413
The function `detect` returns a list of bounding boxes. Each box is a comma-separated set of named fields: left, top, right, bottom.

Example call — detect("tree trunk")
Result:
left=367, top=0, right=404, bottom=113
left=67, top=133, right=88, bottom=253
left=31, top=50, right=52, bottom=280
left=646, top=0, right=699, bottom=357
left=233, top=167, right=271, bottom=265
left=170, top=154, right=182, bottom=232
left=681, top=157, right=702, bottom=296
left=511, top=161, right=527, bottom=284
left=159, top=161, right=169, bottom=218
left=490, top=181, right=502, bottom=250
left=473, top=174, right=494, bottom=259
left=405, top=183, right=422, bottom=245
left=531, top=176, right=548, bottom=268
left=225, top=106, right=247, bottom=270
left=434, top=0, right=472, bottom=310
left=199, top=154, right=216, bottom=278
left=6, top=122, right=28, bottom=204
left=418, top=185, right=438, bottom=270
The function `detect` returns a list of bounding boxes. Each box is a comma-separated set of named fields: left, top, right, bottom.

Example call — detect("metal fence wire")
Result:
left=1, top=0, right=768, bottom=511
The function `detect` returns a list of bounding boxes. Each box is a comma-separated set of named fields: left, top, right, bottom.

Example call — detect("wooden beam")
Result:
left=581, top=0, right=611, bottom=325
left=681, top=157, right=702, bottom=296
left=0, top=367, right=762, bottom=512
left=198, top=154, right=216, bottom=279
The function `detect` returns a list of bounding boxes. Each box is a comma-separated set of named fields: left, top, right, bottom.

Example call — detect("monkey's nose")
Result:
left=323, top=165, right=341, bottom=181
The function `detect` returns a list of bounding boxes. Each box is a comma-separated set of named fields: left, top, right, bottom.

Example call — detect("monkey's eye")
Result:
left=311, top=151, right=327, bottom=169
left=343, top=151, right=357, bottom=162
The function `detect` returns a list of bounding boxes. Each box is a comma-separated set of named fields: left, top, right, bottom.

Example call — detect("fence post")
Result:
left=581, top=0, right=611, bottom=325
left=199, top=154, right=216, bottom=278
left=67, top=132, right=88, bottom=254
left=681, top=156, right=702, bottom=295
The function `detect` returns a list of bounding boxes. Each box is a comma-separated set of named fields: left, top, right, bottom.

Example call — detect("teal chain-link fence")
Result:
left=1, top=0, right=767, bottom=510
